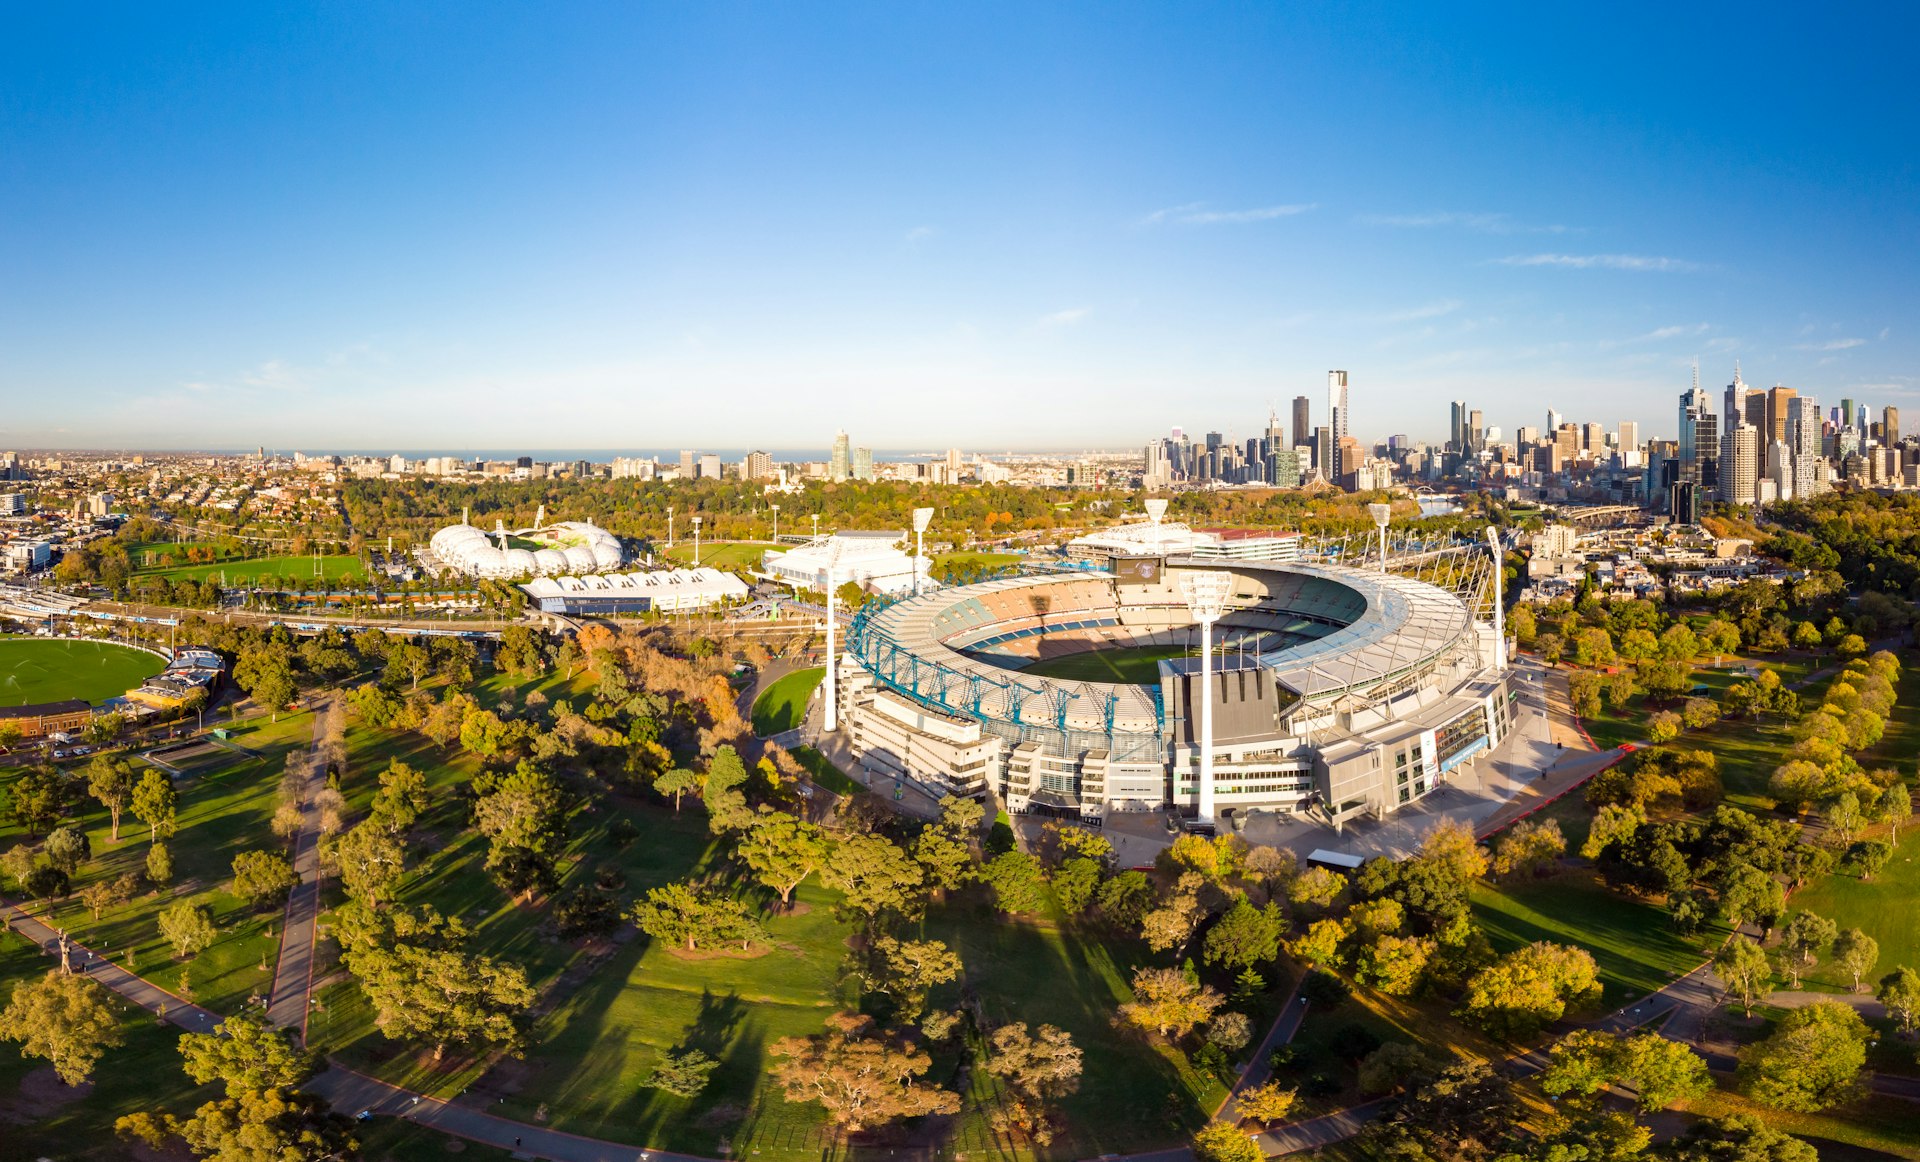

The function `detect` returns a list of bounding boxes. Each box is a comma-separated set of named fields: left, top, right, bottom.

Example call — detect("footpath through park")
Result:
left=266, top=694, right=332, bottom=1038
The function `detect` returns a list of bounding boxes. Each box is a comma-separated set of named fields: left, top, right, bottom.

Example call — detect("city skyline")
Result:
left=3, top=5, right=1916, bottom=450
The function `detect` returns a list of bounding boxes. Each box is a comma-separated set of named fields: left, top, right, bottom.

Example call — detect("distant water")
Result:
left=1416, top=496, right=1462, bottom=517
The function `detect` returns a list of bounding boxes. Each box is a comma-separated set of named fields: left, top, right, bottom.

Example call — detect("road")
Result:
left=266, top=694, right=334, bottom=1041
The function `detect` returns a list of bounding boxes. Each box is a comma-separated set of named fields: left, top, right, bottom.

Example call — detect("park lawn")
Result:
left=750, top=667, right=823, bottom=735
left=0, top=636, right=166, bottom=708
left=927, top=900, right=1228, bottom=1160
left=660, top=541, right=777, bottom=571
left=788, top=745, right=861, bottom=796
left=1783, top=827, right=1920, bottom=994
left=935, top=551, right=1022, bottom=573
left=6, top=712, right=316, bottom=1016
left=1022, top=645, right=1195, bottom=684
left=1678, top=1087, right=1920, bottom=1160
left=136, top=554, right=367, bottom=585
left=0, top=927, right=227, bottom=1160
left=1471, top=871, right=1723, bottom=1006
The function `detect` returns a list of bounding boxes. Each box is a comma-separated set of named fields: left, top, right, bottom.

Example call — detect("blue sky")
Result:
left=3, top=3, right=1916, bottom=452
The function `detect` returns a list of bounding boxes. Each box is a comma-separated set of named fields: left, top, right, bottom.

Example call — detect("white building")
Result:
left=521, top=567, right=749, bottom=614
left=1065, top=521, right=1301, bottom=567
left=761, top=532, right=929, bottom=596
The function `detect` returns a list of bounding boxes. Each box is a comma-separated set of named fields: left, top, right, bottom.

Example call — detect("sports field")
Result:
left=1022, top=644, right=1194, bottom=683
left=659, top=541, right=776, bottom=570
left=135, top=553, right=367, bottom=584
left=0, top=636, right=164, bottom=707
left=750, top=666, right=824, bottom=735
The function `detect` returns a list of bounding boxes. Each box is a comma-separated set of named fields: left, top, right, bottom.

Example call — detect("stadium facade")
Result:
left=836, top=536, right=1511, bottom=826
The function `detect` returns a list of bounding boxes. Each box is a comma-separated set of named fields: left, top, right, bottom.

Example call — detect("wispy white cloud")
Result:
left=1492, top=253, right=1701, bottom=273
left=1037, top=307, right=1092, bottom=328
left=905, top=225, right=937, bottom=244
left=1140, top=202, right=1317, bottom=226
left=1639, top=323, right=1710, bottom=341
left=1380, top=299, right=1464, bottom=323
left=1356, top=211, right=1571, bottom=235
left=1793, top=337, right=1866, bottom=351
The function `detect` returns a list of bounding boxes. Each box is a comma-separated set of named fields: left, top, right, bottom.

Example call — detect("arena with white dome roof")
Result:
left=836, top=528, right=1514, bottom=826
left=427, top=517, right=627, bottom=579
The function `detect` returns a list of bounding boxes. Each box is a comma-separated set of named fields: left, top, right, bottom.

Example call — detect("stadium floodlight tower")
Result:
left=822, top=537, right=847, bottom=733
left=691, top=516, right=703, bottom=567
left=1485, top=525, right=1507, bottom=671
left=1177, top=569, right=1234, bottom=824
left=1368, top=503, right=1393, bottom=573
left=911, top=507, right=935, bottom=596
left=1145, top=497, right=1169, bottom=528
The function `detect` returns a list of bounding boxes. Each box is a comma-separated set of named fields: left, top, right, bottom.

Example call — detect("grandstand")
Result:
left=426, top=516, right=625, bottom=579
left=837, top=534, right=1511, bottom=827
left=520, top=567, right=749, bottom=614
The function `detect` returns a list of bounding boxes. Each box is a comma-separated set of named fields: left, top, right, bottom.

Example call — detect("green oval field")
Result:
left=750, top=666, right=824, bottom=735
left=0, top=636, right=166, bottom=707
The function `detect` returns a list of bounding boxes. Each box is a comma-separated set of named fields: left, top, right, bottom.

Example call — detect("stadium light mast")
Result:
left=823, top=538, right=846, bottom=733
left=667, top=506, right=674, bottom=550
left=1145, top=497, right=1168, bottom=528
left=692, top=517, right=703, bottom=568
left=1368, top=503, right=1393, bottom=573
left=911, top=507, right=935, bottom=596
left=771, top=503, right=780, bottom=544
left=1485, top=525, right=1507, bottom=671
left=1177, top=569, right=1234, bottom=825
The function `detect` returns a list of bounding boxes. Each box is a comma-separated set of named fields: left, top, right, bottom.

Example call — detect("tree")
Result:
left=130, top=769, right=179, bottom=843
left=1664, top=1115, right=1816, bottom=1162
left=1539, top=1029, right=1710, bottom=1114
left=0, top=970, right=125, bottom=1086
left=1647, top=710, right=1681, bottom=743
left=860, top=935, right=962, bottom=1022
left=1867, top=965, right=1920, bottom=1036
left=230, top=849, right=299, bottom=909
left=1737, top=1000, right=1870, bottom=1112
left=78, top=874, right=134, bottom=921
left=1051, top=857, right=1102, bottom=914
left=1357, top=1061, right=1521, bottom=1162
left=822, top=832, right=924, bottom=920
left=1490, top=818, right=1565, bottom=878
left=984, top=1022, right=1082, bottom=1144
left=1717, top=865, right=1785, bottom=934
left=160, top=901, right=219, bottom=959
left=1352, top=934, right=1436, bottom=997
left=913, top=795, right=983, bottom=894
left=1878, top=782, right=1912, bottom=842
left=647, top=1048, right=719, bottom=1098
left=4, top=765, right=67, bottom=836
left=1580, top=802, right=1646, bottom=861
left=1833, top=928, right=1879, bottom=992
left=653, top=766, right=701, bottom=813
left=768, top=1012, right=960, bottom=1133
left=737, top=811, right=831, bottom=904
left=1419, top=818, right=1489, bottom=882
left=1715, top=937, right=1774, bottom=1017
left=143, top=1086, right=357, bottom=1160
left=1119, top=966, right=1224, bottom=1040
left=179, top=1013, right=317, bottom=1093
left=1192, top=1121, right=1262, bottom=1162
left=43, top=825, right=90, bottom=875
left=1779, top=912, right=1837, bottom=987
left=86, top=755, right=138, bottom=842
left=146, top=840, right=174, bottom=887
left=473, top=763, right=568, bottom=900
left=330, top=820, right=407, bottom=908
left=630, top=882, right=728, bottom=952
left=1456, top=941, right=1601, bottom=1039
left=981, top=850, right=1050, bottom=915
left=1235, top=1079, right=1297, bottom=1126
left=369, top=760, right=429, bottom=832
left=1357, top=1042, right=1438, bottom=1096
left=1846, top=839, right=1893, bottom=881
left=1202, top=900, right=1287, bottom=972
left=345, top=931, right=533, bottom=1062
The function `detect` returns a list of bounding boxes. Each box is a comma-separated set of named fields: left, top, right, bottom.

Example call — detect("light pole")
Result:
left=810, top=513, right=820, bottom=542
left=822, top=539, right=845, bottom=733
left=667, top=506, right=675, bottom=551
left=1368, top=503, right=1392, bottom=573
left=1485, top=525, right=1507, bottom=672
left=692, top=517, right=703, bottom=568
left=771, top=504, right=780, bottom=544
left=911, top=507, right=934, bottom=596
left=1177, top=569, right=1233, bottom=825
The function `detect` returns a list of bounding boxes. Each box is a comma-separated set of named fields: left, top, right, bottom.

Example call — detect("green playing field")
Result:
left=1018, top=645, right=1194, bottom=684
left=0, top=637, right=166, bottom=707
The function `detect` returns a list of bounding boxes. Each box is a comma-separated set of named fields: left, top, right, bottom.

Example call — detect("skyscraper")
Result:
left=1449, top=400, right=1468, bottom=453
left=1292, top=396, right=1311, bottom=460
left=1765, top=385, right=1798, bottom=445
left=1327, top=370, right=1349, bottom=484
left=852, top=446, right=873, bottom=481
left=1468, top=408, right=1484, bottom=452
left=1617, top=421, right=1641, bottom=453
left=1720, top=423, right=1759, bottom=506
left=1885, top=406, right=1901, bottom=443
left=830, top=431, right=851, bottom=482
left=1679, top=383, right=1719, bottom=490
left=1264, top=409, right=1286, bottom=484
left=1789, top=396, right=1823, bottom=500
